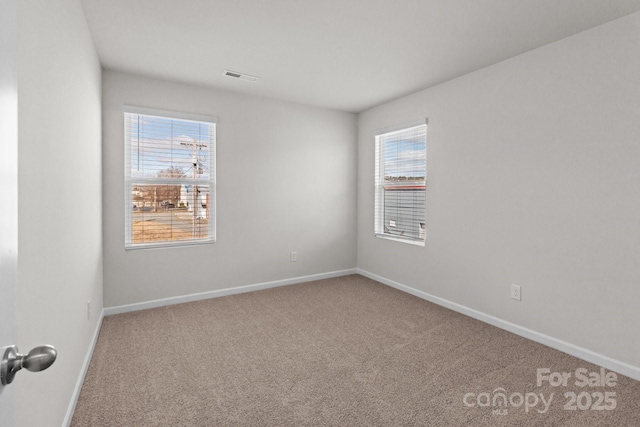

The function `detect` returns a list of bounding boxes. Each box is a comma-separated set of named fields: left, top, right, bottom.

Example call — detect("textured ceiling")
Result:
left=80, top=0, right=640, bottom=112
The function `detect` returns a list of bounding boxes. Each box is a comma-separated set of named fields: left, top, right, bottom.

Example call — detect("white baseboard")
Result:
left=357, top=269, right=640, bottom=382
left=104, top=268, right=358, bottom=316
left=63, top=309, right=104, bottom=427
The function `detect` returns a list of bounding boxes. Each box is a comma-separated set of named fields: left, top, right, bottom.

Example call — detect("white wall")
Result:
left=103, top=71, right=357, bottom=307
left=358, top=12, right=640, bottom=369
left=16, top=0, right=103, bottom=426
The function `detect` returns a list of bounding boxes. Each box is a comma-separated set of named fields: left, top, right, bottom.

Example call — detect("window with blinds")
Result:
left=374, top=121, right=427, bottom=245
left=124, top=107, right=216, bottom=249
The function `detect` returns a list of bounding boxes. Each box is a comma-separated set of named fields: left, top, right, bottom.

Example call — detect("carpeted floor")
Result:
left=71, top=274, right=640, bottom=426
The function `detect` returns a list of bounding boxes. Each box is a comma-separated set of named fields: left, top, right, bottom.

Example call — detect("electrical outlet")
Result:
left=87, top=300, right=91, bottom=319
left=510, top=284, right=522, bottom=301
left=290, top=251, right=297, bottom=262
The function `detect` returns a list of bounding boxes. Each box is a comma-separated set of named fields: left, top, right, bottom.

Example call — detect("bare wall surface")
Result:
left=103, top=71, right=357, bottom=307
left=16, top=0, right=103, bottom=425
left=357, top=12, right=640, bottom=368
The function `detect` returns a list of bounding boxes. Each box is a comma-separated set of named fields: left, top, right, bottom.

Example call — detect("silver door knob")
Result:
left=1, top=345, right=57, bottom=385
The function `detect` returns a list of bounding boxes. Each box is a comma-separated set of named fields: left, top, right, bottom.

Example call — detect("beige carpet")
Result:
left=71, top=275, right=640, bottom=426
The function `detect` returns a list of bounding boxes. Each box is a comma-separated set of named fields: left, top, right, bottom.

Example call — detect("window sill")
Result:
left=125, top=239, right=215, bottom=251
left=375, top=234, right=425, bottom=247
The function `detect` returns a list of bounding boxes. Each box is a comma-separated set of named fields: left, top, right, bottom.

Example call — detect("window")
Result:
left=374, top=120, right=427, bottom=245
left=124, top=107, right=216, bottom=249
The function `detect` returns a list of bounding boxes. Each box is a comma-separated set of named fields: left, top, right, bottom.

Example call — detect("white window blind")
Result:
left=124, top=108, right=216, bottom=249
left=375, top=121, right=427, bottom=244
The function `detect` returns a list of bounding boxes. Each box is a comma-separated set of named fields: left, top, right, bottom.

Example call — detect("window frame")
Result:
left=124, top=106, right=217, bottom=250
left=374, top=119, right=427, bottom=246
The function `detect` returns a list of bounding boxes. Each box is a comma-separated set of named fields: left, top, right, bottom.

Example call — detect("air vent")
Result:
left=224, top=70, right=259, bottom=82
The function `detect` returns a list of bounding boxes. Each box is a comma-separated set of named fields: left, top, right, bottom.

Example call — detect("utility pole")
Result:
left=180, top=141, right=207, bottom=238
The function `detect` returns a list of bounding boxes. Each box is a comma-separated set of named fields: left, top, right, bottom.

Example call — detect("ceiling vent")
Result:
left=224, top=70, right=259, bottom=82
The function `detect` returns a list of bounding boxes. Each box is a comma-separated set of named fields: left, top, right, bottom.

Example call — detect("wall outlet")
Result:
left=290, top=251, right=297, bottom=262
left=87, top=300, right=91, bottom=319
left=510, top=284, right=522, bottom=301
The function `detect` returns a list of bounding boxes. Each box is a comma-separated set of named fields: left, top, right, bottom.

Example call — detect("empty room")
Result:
left=2, top=0, right=640, bottom=426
